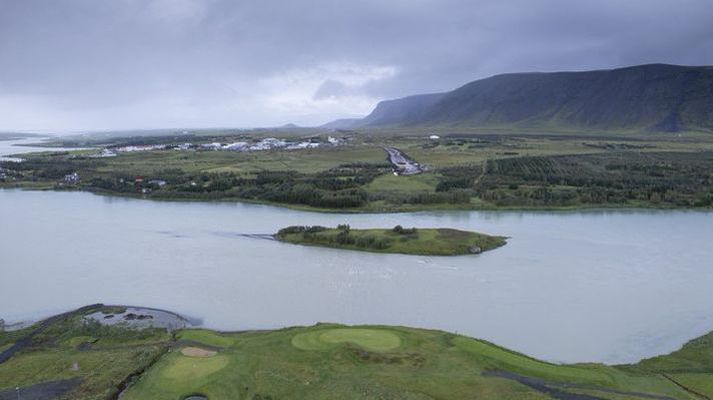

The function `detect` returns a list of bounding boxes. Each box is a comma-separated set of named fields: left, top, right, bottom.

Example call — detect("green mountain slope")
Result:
left=333, top=64, right=713, bottom=133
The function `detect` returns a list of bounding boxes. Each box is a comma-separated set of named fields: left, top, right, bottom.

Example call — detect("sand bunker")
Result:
left=181, top=347, right=217, bottom=358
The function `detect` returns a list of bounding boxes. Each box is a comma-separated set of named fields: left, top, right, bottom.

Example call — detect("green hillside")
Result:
left=333, top=64, right=713, bottom=133
left=1, top=305, right=712, bottom=399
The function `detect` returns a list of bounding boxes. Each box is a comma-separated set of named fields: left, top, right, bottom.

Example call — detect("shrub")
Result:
left=393, top=225, right=417, bottom=235
left=335, top=230, right=354, bottom=245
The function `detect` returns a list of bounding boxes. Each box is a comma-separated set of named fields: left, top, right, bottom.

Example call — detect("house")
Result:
left=222, top=142, right=248, bottom=151
left=286, top=141, right=320, bottom=150
left=201, top=142, right=223, bottom=150
left=327, top=136, right=343, bottom=145
left=429, top=135, right=440, bottom=140
left=88, top=149, right=117, bottom=158
left=148, top=179, right=167, bottom=187
left=135, top=176, right=145, bottom=185
left=64, top=172, right=80, bottom=184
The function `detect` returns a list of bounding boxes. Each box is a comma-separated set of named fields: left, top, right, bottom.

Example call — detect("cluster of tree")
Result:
left=392, top=225, right=418, bottom=235
left=374, top=190, right=472, bottom=205
left=188, top=166, right=381, bottom=208
left=1, top=156, right=105, bottom=180
left=84, top=165, right=384, bottom=208
left=478, top=152, right=713, bottom=207
left=435, top=164, right=483, bottom=192
left=278, top=225, right=391, bottom=250
left=277, top=225, right=328, bottom=236
left=331, top=230, right=390, bottom=250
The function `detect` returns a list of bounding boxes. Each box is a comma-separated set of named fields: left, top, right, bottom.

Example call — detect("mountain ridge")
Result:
left=326, top=64, right=713, bottom=133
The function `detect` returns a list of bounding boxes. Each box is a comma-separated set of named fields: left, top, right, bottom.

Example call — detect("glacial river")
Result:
left=1, top=140, right=712, bottom=364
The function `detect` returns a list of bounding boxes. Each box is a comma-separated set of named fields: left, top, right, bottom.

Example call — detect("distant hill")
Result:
left=0, top=131, right=42, bottom=139
left=321, top=118, right=363, bottom=129
left=326, top=64, right=713, bottom=133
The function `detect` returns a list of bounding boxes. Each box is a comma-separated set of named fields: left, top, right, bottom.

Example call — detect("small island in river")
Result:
left=276, top=225, right=507, bottom=256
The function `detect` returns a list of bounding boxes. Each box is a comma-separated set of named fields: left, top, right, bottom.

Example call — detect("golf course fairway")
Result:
left=2, top=305, right=712, bottom=400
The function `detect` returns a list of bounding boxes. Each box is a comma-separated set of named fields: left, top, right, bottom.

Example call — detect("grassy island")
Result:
left=276, top=225, right=507, bottom=255
left=2, top=305, right=713, bottom=399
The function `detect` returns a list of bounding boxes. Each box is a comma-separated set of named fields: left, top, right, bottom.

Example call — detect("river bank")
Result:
left=2, top=135, right=713, bottom=213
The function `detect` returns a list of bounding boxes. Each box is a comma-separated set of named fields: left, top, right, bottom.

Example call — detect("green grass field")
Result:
left=1, top=306, right=711, bottom=399
left=4, top=129, right=713, bottom=213
left=276, top=226, right=507, bottom=255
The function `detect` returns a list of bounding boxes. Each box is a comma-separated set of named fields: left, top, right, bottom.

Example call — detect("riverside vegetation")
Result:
left=1, top=304, right=713, bottom=400
left=276, top=224, right=507, bottom=255
left=2, top=129, right=713, bottom=212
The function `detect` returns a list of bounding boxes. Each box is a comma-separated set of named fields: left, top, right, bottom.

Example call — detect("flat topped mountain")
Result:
left=329, top=64, right=713, bottom=133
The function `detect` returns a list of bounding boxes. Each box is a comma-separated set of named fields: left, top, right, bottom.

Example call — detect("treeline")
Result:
left=278, top=225, right=392, bottom=250
left=1, top=156, right=394, bottom=208
left=475, top=152, right=713, bottom=207
left=435, top=165, right=482, bottom=192
left=1, top=156, right=106, bottom=180
left=147, top=163, right=390, bottom=209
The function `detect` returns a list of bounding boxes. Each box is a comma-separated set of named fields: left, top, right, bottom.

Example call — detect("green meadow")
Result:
left=1, top=305, right=712, bottom=399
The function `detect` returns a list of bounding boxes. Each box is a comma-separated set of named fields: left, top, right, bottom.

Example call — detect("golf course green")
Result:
left=276, top=225, right=507, bottom=255
left=2, top=305, right=713, bottom=399
left=291, top=328, right=402, bottom=352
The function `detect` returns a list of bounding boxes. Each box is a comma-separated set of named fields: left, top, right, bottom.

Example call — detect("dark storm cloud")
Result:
left=1, top=0, right=712, bottom=131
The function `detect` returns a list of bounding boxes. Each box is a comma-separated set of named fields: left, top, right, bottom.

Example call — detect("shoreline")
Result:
left=1, top=185, right=711, bottom=215
left=1, top=303, right=710, bottom=368
left=275, top=226, right=507, bottom=256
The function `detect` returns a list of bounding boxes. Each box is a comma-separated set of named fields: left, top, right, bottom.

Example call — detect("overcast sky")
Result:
left=1, top=0, right=713, bottom=132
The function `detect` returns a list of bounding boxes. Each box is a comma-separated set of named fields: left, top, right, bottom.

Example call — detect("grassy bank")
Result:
left=2, top=305, right=713, bottom=399
left=276, top=225, right=507, bottom=255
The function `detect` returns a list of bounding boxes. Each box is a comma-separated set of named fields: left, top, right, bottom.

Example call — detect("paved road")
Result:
left=384, top=147, right=422, bottom=175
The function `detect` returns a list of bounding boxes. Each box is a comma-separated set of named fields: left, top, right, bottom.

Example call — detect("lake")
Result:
left=1, top=187, right=712, bottom=365
left=0, top=137, right=86, bottom=162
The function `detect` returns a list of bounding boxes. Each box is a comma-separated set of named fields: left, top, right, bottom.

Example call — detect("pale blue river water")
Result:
left=1, top=139, right=712, bottom=364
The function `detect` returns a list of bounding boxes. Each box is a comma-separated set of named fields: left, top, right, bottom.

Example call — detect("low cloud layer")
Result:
left=1, top=0, right=712, bottom=132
